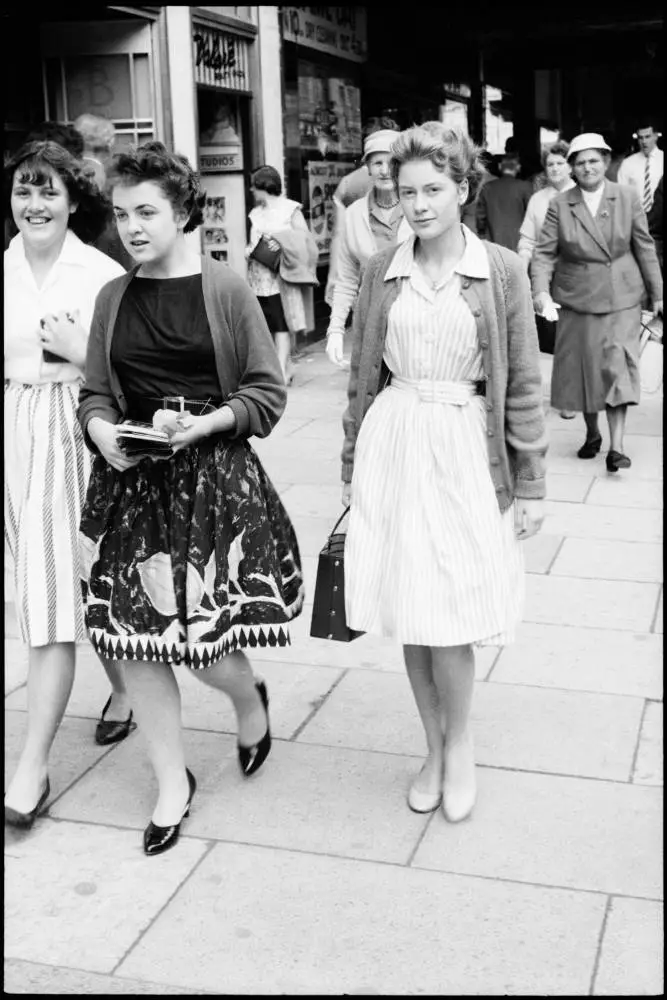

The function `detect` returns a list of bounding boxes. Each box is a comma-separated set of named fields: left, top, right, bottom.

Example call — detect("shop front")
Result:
left=192, top=16, right=256, bottom=278
left=280, top=6, right=367, bottom=299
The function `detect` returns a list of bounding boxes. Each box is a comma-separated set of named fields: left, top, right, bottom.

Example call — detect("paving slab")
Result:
left=585, top=476, right=663, bottom=509
left=543, top=501, right=663, bottom=542
left=521, top=532, right=563, bottom=574
left=543, top=431, right=663, bottom=479
left=546, top=473, right=594, bottom=502
left=524, top=575, right=659, bottom=631
left=653, top=588, right=663, bottom=634
left=51, top=730, right=430, bottom=865
left=632, top=701, right=663, bottom=787
left=593, top=897, right=664, bottom=996
left=411, top=767, right=663, bottom=898
left=550, top=537, right=663, bottom=583
left=3, top=959, right=216, bottom=995
left=4, top=819, right=208, bottom=974
left=280, top=483, right=345, bottom=521
left=115, top=841, right=606, bottom=996
left=491, top=622, right=663, bottom=700
left=296, top=670, right=643, bottom=780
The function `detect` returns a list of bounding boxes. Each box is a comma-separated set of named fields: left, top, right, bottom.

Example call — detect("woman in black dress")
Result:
left=78, top=142, right=304, bottom=855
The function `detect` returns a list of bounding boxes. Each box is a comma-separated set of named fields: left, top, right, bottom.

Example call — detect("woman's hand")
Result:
left=341, top=482, right=351, bottom=507
left=39, top=309, right=88, bottom=367
left=514, top=498, right=545, bottom=540
left=653, top=299, right=663, bottom=318
left=533, top=293, right=560, bottom=323
left=168, top=412, right=215, bottom=453
left=326, top=332, right=347, bottom=367
left=87, top=417, right=141, bottom=473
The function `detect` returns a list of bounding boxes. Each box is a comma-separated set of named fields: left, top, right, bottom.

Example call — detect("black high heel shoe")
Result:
left=238, top=680, right=272, bottom=777
left=95, top=695, right=136, bottom=746
left=5, top=777, right=51, bottom=829
left=143, top=769, right=196, bottom=857
left=577, top=434, right=602, bottom=459
left=606, top=450, right=631, bottom=472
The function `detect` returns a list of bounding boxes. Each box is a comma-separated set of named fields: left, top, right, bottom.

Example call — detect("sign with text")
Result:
left=281, top=7, right=367, bottom=63
left=307, top=160, right=355, bottom=257
left=192, top=25, right=251, bottom=91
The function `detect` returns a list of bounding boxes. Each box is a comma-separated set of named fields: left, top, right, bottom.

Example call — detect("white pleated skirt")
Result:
left=345, top=381, right=524, bottom=647
left=4, top=379, right=90, bottom=646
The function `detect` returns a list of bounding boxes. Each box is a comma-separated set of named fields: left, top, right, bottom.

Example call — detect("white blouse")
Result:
left=4, top=230, right=125, bottom=384
left=247, top=197, right=301, bottom=297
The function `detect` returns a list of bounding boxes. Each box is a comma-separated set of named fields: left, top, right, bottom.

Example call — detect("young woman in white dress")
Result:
left=341, top=124, right=547, bottom=823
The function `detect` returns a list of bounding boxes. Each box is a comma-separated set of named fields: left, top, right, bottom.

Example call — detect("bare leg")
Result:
left=122, top=662, right=190, bottom=826
left=431, top=644, right=476, bottom=822
left=5, top=642, right=75, bottom=812
left=98, top=656, right=132, bottom=721
left=274, top=331, right=292, bottom=385
left=606, top=403, right=627, bottom=453
left=403, top=645, right=445, bottom=801
left=191, top=651, right=267, bottom=746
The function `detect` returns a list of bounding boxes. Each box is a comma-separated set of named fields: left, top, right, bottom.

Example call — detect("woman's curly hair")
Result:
left=5, top=140, right=112, bottom=243
left=390, top=122, right=486, bottom=206
left=107, top=141, right=206, bottom=232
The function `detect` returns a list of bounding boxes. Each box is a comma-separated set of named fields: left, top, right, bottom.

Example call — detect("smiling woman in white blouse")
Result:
left=4, top=141, right=127, bottom=829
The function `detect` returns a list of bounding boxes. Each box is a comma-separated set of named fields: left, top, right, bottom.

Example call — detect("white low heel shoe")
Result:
left=407, top=784, right=442, bottom=814
left=442, top=735, right=476, bottom=823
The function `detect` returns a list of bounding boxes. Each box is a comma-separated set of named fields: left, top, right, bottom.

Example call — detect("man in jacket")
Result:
left=475, top=151, right=532, bottom=251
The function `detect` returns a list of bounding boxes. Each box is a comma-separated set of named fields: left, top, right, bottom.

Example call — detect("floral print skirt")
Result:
left=79, top=436, right=304, bottom=668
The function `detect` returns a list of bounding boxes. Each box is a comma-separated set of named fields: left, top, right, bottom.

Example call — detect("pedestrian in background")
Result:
left=77, top=142, right=304, bottom=856
left=617, top=119, right=663, bottom=212
left=532, top=132, right=663, bottom=472
left=518, top=140, right=576, bottom=410
left=325, top=128, right=412, bottom=367
left=341, top=123, right=547, bottom=824
left=325, top=116, right=400, bottom=306
left=4, top=141, right=127, bottom=829
left=476, top=150, right=532, bottom=251
left=246, top=165, right=314, bottom=386
left=648, top=176, right=663, bottom=271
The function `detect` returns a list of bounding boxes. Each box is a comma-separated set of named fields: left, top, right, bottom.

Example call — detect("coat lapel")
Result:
left=568, top=185, right=611, bottom=258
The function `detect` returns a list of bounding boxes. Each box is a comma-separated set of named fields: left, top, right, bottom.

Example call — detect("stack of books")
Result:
left=115, top=421, right=174, bottom=458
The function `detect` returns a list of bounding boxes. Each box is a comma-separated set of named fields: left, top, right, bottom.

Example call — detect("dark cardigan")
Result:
left=77, top=255, right=286, bottom=451
left=342, top=239, right=548, bottom=513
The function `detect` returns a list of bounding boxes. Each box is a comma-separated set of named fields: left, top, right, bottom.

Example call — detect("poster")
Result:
left=198, top=93, right=244, bottom=173
left=200, top=177, right=247, bottom=278
left=307, top=161, right=356, bottom=257
left=298, top=62, right=361, bottom=157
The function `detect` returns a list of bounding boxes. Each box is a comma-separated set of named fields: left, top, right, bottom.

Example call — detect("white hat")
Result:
left=567, top=133, right=612, bottom=159
left=362, top=129, right=398, bottom=161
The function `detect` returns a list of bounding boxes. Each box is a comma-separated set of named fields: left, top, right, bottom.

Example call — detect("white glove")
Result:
left=326, top=332, right=345, bottom=366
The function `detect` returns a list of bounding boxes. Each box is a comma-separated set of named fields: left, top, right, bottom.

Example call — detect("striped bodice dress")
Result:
left=344, top=237, right=524, bottom=647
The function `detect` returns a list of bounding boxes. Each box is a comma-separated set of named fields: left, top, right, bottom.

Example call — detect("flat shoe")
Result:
left=559, top=410, right=576, bottom=419
left=577, top=435, right=602, bottom=459
left=5, top=777, right=51, bottom=829
left=407, top=784, right=442, bottom=814
left=442, top=784, right=476, bottom=824
left=95, top=695, right=136, bottom=746
left=606, top=450, right=631, bottom=473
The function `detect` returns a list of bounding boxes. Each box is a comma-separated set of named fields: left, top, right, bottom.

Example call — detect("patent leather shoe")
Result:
left=95, top=695, right=136, bottom=746
left=143, top=769, right=196, bottom=857
left=605, top=450, right=631, bottom=473
left=238, top=680, right=272, bottom=777
left=5, top=777, right=51, bottom=829
left=577, top=434, right=602, bottom=459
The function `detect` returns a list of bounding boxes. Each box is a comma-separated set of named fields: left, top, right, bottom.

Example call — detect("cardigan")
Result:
left=77, top=255, right=286, bottom=452
left=531, top=180, right=663, bottom=313
left=341, top=228, right=548, bottom=513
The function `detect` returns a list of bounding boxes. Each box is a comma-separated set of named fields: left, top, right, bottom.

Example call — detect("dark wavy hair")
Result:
left=250, top=165, right=282, bottom=197
left=26, top=122, right=85, bottom=158
left=5, top=140, right=112, bottom=243
left=390, top=122, right=486, bottom=206
left=107, top=141, right=205, bottom=233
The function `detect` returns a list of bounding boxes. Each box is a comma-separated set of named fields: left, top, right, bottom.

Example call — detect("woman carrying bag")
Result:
left=340, top=124, right=547, bottom=824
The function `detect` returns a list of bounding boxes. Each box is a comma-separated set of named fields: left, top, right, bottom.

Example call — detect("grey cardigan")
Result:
left=342, top=240, right=548, bottom=512
left=78, top=255, right=286, bottom=450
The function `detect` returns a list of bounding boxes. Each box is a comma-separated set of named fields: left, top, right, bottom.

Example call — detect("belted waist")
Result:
left=389, top=374, right=486, bottom=404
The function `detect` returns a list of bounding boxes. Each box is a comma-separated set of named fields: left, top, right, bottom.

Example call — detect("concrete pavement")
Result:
left=4, top=344, right=663, bottom=995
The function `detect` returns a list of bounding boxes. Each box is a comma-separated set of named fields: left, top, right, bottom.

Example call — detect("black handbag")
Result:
left=249, top=234, right=281, bottom=272
left=310, top=507, right=364, bottom=642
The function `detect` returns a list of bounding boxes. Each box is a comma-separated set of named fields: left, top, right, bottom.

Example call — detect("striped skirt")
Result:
left=4, top=380, right=90, bottom=647
left=345, top=380, right=525, bottom=647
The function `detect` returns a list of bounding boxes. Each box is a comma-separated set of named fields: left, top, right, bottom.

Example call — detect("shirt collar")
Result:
left=384, top=224, right=490, bottom=282
left=5, top=229, right=90, bottom=271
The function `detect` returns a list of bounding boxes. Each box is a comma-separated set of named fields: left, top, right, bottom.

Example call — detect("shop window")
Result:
left=43, top=54, right=155, bottom=147
left=440, top=98, right=469, bottom=132
left=485, top=85, right=513, bottom=155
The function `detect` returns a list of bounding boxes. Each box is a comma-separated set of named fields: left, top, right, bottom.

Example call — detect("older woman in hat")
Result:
left=532, top=132, right=662, bottom=471
left=326, top=129, right=412, bottom=366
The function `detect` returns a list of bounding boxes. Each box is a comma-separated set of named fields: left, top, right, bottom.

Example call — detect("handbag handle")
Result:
left=326, top=506, right=350, bottom=549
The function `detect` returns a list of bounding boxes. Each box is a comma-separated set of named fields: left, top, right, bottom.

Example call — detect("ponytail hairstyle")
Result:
left=390, top=122, right=486, bottom=206
left=107, top=141, right=206, bottom=232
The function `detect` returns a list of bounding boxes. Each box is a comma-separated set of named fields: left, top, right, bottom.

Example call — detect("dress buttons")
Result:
left=495, top=485, right=504, bottom=493
left=490, top=456, right=500, bottom=466
left=606, top=262, right=611, bottom=268
left=487, top=429, right=494, bottom=437
left=472, top=309, right=481, bottom=317
left=480, top=340, right=489, bottom=348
